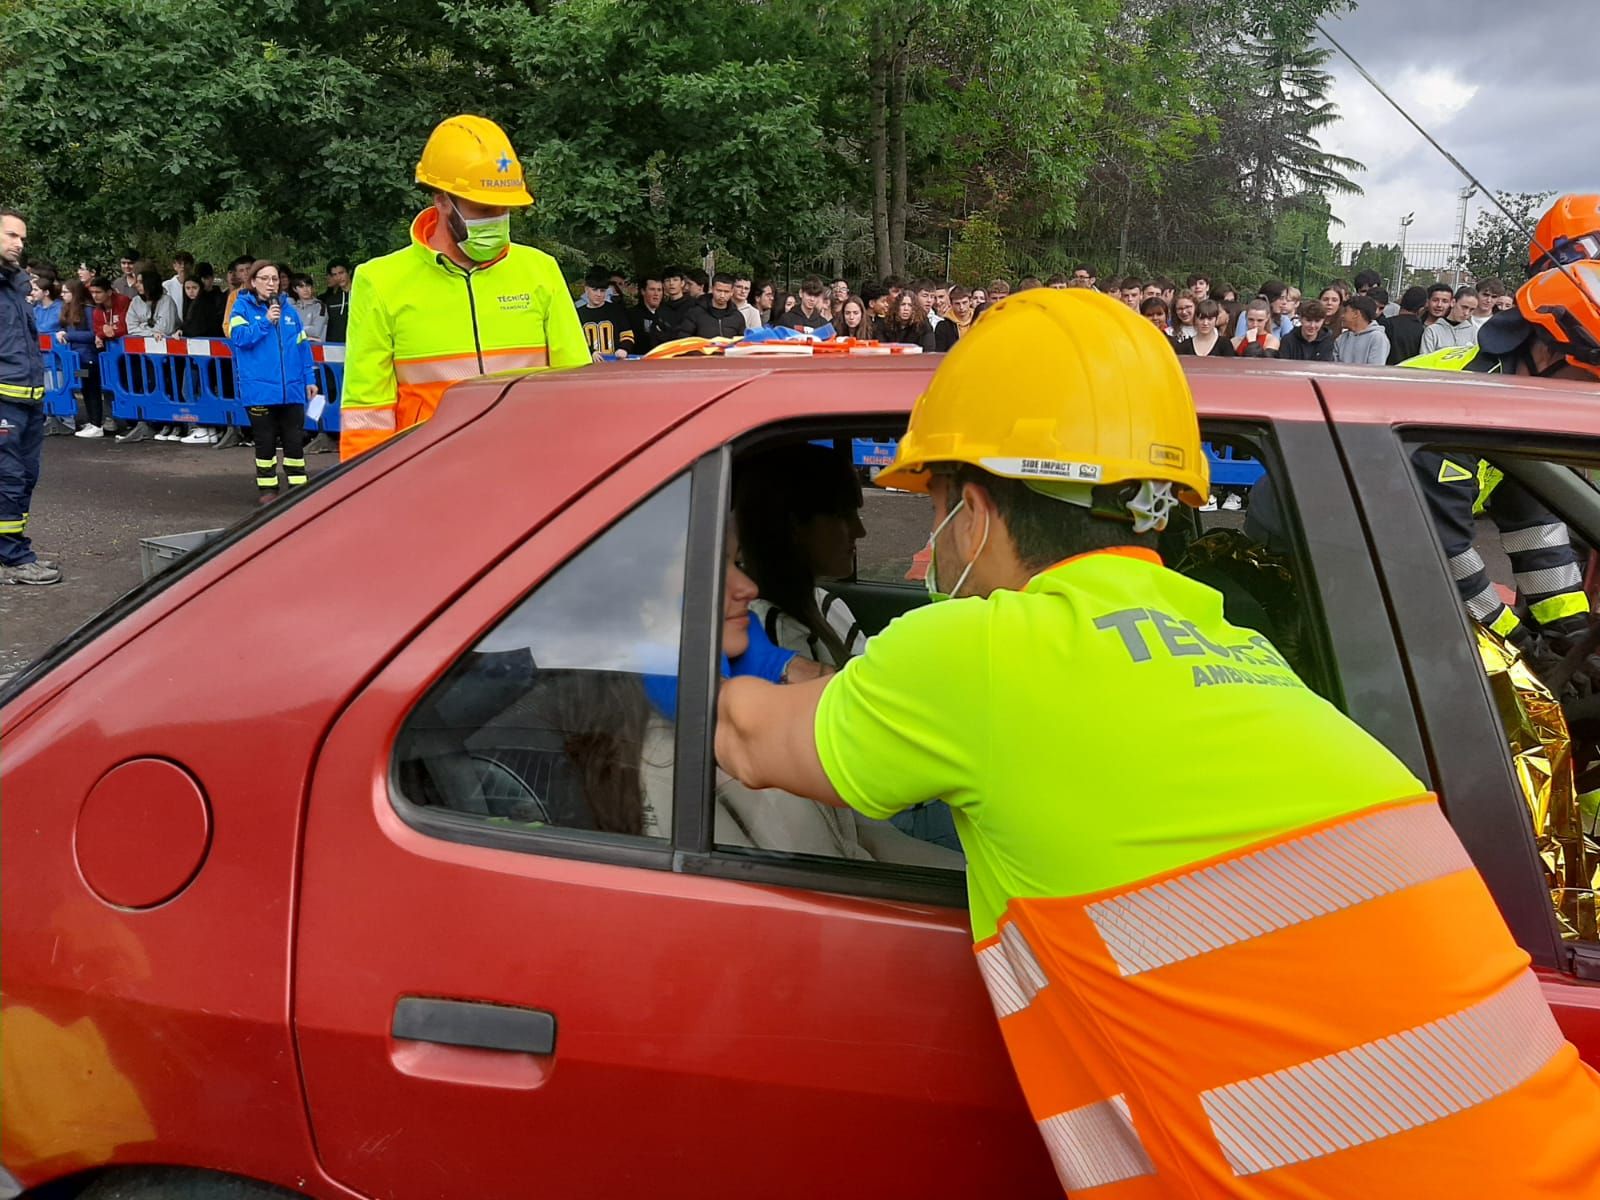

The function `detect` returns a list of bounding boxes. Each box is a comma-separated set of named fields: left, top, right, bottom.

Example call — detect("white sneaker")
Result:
left=74, top=424, right=104, bottom=439
left=180, top=428, right=212, bottom=444
left=1199, top=494, right=1219, bottom=512
left=1222, top=494, right=1244, bottom=511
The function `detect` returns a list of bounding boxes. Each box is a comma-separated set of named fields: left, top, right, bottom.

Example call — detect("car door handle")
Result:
left=392, top=997, right=556, bottom=1055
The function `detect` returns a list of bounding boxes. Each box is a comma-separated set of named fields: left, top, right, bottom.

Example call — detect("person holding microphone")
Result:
left=227, top=260, right=315, bottom=502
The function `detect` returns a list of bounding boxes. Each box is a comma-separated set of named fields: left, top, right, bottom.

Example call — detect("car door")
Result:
left=292, top=424, right=1051, bottom=1200
left=1313, top=372, right=1600, bottom=1058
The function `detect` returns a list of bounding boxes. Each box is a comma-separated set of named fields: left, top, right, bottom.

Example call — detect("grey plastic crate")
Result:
left=139, top=528, right=226, bottom=580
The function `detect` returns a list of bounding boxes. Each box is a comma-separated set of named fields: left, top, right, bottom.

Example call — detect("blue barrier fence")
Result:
left=82, top=337, right=345, bottom=433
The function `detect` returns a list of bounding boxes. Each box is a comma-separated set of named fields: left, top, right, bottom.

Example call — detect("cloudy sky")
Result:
left=1315, top=3, right=1583, bottom=252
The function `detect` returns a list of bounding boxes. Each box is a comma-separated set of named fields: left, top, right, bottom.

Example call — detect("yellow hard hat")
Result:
left=415, top=114, right=533, bottom=207
left=875, top=287, right=1209, bottom=506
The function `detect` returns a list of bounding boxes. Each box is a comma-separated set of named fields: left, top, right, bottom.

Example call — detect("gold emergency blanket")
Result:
left=1478, top=629, right=1599, bottom=940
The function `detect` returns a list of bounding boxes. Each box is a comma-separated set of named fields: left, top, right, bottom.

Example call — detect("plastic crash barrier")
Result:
left=37, top=334, right=83, bottom=420
left=849, top=437, right=1262, bottom=486
left=95, top=338, right=344, bottom=434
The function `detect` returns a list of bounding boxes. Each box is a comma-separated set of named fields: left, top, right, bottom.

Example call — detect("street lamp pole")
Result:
left=1395, top=212, right=1415, bottom=296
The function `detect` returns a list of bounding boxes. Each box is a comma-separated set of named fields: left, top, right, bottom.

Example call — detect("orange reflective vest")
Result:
left=978, top=795, right=1600, bottom=1196
left=339, top=209, right=589, bottom=461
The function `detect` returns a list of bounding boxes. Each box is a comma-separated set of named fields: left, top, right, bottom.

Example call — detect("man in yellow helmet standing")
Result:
left=339, top=114, right=589, bottom=461
left=716, top=288, right=1600, bottom=1197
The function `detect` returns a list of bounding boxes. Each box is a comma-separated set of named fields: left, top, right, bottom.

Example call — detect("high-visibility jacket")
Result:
left=339, top=209, right=589, bottom=461
left=980, top=796, right=1600, bottom=1196
left=814, top=549, right=1600, bottom=1196
left=1401, top=344, right=1592, bottom=632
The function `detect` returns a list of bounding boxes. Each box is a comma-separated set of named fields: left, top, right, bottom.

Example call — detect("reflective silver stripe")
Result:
left=1500, top=522, right=1569, bottom=555
left=1086, top=803, right=1471, bottom=976
left=1202, top=972, right=1563, bottom=1177
left=339, top=405, right=396, bottom=432
left=1514, top=563, right=1582, bottom=596
left=1039, top=1095, right=1155, bottom=1191
left=976, top=923, right=1047, bottom=1018
left=1447, top=547, right=1486, bottom=581
left=1464, top=583, right=1505, bottom=622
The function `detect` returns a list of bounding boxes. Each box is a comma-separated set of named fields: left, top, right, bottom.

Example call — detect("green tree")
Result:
left=950, top=212, right=1010, bottom=286
left=1464, top=191, right=1554, bottom=287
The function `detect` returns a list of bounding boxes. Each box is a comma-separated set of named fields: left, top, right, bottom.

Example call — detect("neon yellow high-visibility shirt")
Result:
left=340, top=208, right=589, bottom=461
left=814, top=548, right=1424, bottom=941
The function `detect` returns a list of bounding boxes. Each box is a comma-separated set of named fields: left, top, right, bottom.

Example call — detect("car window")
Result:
left=393, top=474, right=689, bottom=842
left=714, top=423, right=1341, bottom=881
left=1411, top=443, right=1600, bottom=942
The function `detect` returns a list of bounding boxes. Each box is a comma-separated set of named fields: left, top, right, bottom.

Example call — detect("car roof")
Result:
left=498, top=354, right=1600, bottom=434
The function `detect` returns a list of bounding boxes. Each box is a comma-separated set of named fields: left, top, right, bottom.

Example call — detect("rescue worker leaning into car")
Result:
left=716, top=287, right=1600, bottom=1198
left=339, top=114, right=589, bottom=461
left=1400, top=194, right=1600, bottom=690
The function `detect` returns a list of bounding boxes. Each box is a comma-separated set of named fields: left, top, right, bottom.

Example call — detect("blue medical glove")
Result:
left=727, top=608, right=796, bottom=684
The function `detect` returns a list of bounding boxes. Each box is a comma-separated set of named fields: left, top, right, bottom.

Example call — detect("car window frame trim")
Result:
left=1329, top=420, right=1574, bottom=969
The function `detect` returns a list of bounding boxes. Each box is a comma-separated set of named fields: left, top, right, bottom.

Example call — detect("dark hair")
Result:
left=328, top=258, right=353, bottom=273
left=1046, top=274, right=1068, bottom=286
left=1139, top=296, right=1168, bottom=317
left=732, top=272, right=751, bottom=285
left=835, top=294, right=871, bottom=337
left=134, top=261, right=165, bottom=306
left=120, top=248, right=140, bottom=262
left=1477, top=276, right=1506, bottom=298
left=230, top=255, right=254, bottom=270
left=1296, top=298, right=1326, bottom=324
left=735, top=444, right=864, bottom=668
left=33, top=275, right=61, bottom=301
left=1018, top=276, right=1043, bottom=291
left=291, top=273, right=315, bottom=292
left=1370, top=286, right=1390, bottom=306
left=62, top=279, right=90, bottom=328
left=1400, top=285, right=1428, bottom=312
left=1196, top=298, right=1223, bottom=320
left=884, top=276, right=906, bottom=292
left=640, top=274, right=663, bottom=290
left=1353, top=268, right=1383, bottom=291
left=172, top=250, right=195, bottom=270
left=1121, top=277, right=1143, bottom=291
left=769, top=289, right=792, bottom=318
left=711, top=272, right=734, bottom=287
left=89, top=275, right=113, bottom=292
left=1454, top=285, right=1477, bottom=301
left=245, top=259, right=279, bottom=287
left=0, top=206, right=25, bottom=223
left=945, top=465, right=1155, bottom=572
left=687, top=269, right=708, bottom=290
left=1427, top=282, right=1454, bottom=298
left=1259, top=279, right=1287, bottom=301
left=884, top=292, right=929, bottom=341
left=799, top=275, right=826, bottom=297
left=662, top=265, right=685, bottom=282
left=1186, top=273, right=1210, bottom=287
left=948, top=285, right=971, bottom=301
left=1074, top=263, right=1096, bottom=276
left=196, top=261, right=215, bottom=280
left=584, top=264, right=611, bottom=288
left=860, top=281, right=887, bottom=304
left=1346, top=294, right=1379, bottom=323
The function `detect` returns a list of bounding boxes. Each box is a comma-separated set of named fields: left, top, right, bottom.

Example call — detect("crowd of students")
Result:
left=23, top=250, right=351, bottom=445
left=571, top=262, right=1510, bottom=371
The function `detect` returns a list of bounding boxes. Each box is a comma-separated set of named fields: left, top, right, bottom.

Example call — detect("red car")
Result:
left=4, top=357, right=1599, bottom=1200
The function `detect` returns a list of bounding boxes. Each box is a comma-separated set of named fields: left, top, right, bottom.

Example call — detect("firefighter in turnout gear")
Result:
left=1402, top=252, right=1600, bottom=689
left=714, top=287, right=1600, bottom=1198
left=0, top=209, right=59, bottom=585
left=339, top=114, right=589, bottom=461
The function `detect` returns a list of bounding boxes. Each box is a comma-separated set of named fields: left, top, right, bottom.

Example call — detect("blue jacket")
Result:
left=227, top=290, right=315, bottom=407
left=0, top=264, right=44, bottom=401
left=32, top=299, right=62, bottom=335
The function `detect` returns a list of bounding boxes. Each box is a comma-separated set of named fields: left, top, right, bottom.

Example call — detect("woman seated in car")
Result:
left=636, top=523, right=959, bottom=868
left=734, top=443, right=962, bottom=852
left=734, top=444, right=868, bottom=670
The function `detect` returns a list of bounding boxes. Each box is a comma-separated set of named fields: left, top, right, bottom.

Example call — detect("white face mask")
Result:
left=924, top=499, right=990, bottom=602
